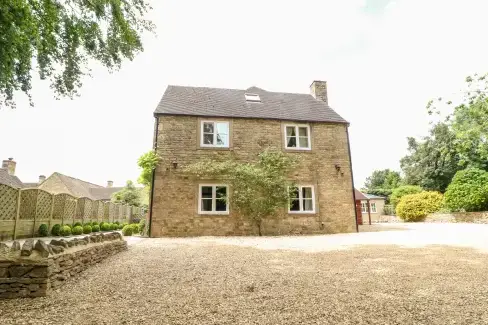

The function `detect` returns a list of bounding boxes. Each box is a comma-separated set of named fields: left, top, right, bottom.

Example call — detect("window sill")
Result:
left=288, top=211, right=316, bottom=215
left=284, top=148, right=312, bottom=153
left=198, top=212, right=230, bottom=216
left=198, top=146, right=231, bottom=151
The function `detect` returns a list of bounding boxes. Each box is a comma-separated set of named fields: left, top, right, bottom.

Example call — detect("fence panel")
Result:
left=0, top=184, right=19, bottom=240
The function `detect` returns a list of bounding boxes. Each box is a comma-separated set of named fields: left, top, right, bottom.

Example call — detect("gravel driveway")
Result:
left=2, top=224, right=488, bottom=324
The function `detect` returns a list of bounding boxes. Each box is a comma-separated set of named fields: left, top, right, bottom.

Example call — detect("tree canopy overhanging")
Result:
left=0, top=0, right=154, bottom=108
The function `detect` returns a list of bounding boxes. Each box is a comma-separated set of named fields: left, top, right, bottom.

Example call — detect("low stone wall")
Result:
left=425, top=211, right=488, bottom=223
left=0, top=232, right=127, bottom=298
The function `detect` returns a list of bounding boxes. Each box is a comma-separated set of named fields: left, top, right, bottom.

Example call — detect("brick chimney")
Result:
left=1, top=158, right=16, bottom=176
left=39, top=175, right=46, bottom=184
left=310, top=80, right=328, bottom=104
left=107, top=180, right=113, bottom=188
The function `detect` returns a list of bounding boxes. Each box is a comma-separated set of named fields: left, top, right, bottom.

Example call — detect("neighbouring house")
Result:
left=0, top=157, right=124, bottom=201
left=354, top=188, right=386, bottom=224
left=149, top=81, right=358, bottom=237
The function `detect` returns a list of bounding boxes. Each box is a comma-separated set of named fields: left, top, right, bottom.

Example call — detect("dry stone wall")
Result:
left=0, top=232, right=127, bottom=298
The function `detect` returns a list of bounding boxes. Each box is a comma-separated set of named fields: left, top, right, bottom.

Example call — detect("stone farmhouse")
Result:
left=149, top=81, right=358, bottom=236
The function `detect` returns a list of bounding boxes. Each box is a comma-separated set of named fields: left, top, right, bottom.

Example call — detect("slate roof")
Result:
left=42, top=173, right=105, bottom=199
left=89, top=187, right=124, bottom=201
left=22, top=182, right=39, bottom=188
left=154, top=85, right=348, bottom=124
left=0, top=169, right=24, bottom=188
left=354, top=189, right=368, bottom=201
left=365, top=194, right=386, bottom=200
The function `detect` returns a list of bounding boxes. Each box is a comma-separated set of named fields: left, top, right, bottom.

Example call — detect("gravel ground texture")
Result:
left=2, top=224, right=488, bottom=324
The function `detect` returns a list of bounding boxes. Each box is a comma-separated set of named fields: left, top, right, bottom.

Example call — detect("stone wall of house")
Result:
left=0, top=232, right=126, bottom=298
left=151, top=116, right=357, bottom=237
left=425, top=212, right=488, bottom=223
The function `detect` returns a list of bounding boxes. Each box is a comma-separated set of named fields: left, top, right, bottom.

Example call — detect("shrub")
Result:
left=121, top=225, right=133, bottom=236
left=92, top=224, right=100, bottom=232
left=51, top=224, right=61, bottom=236
left=129, top=223, right=139, bottom=234
left=396, top=191, right=443, bottom=222
left=73, top=222, right=82, bottom=228
left=92, top=221, right=99, bottom=227
left=114, top=221, right=120, bottom=225
left=390, top=185, right=423, bottom=208
left=444, top=168, right=488, bottom=212
left=118, top=224, right=125, bottom=230
left=100, top=222, right=111, bottom=231
left=60, top=225, right=72, bottom=236
left=38, top=224, right=49, bottom=237
left=121, top=222, right=129, bottom=228
left=72, top=225, right=83, bottom=235
left=138, top=219, right=146, bottom=234
left=83, top=225, right=92, bottom=234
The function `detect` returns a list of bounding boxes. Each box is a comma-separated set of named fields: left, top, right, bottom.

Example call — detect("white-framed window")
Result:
left=284, top=124, right=311, bottom=150
left=370, top=202, right=377, bottom=213
left=198, top=184, right=229, bottom=214
left=289, top=185, right=315, bottom=213
left=201, top=121, right=229, bottom=148
left=361, top=202, right=368, bottom=213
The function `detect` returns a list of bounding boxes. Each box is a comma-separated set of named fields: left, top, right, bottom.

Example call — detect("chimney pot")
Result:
left=107, top=180, right=113, bottom=188
left=2, top=158, right=16, bottom=176
left=310, top=80, right=328, bottom=104
left=39, top=175, right=46, bottom=184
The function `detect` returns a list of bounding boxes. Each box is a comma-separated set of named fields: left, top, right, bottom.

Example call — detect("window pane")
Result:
left=286, top=126, right=296, bottom=137
left=298, top=137, right=309, bottom=148
left=201, top=186, right=213, bottom=198
left=216, top=122, right=228, bottom=135
left=216, top=199, right=227, bottom=211
left=298, top=127, right=308, bottom=137
left=203, top=122, right=214, bottom=133
left=302, top=187, right=312, bottom=199
left=203, top=134, right=214, bottom=145
left=287, top=136, right=296, bottom=148
left=216, top=186, right=227, bottom=198
left=201, top=199, right=212, bottom=211
left=290, top=199, right=300, bottom=211
left=289, top=187, right=299, bottom=199
left=303, top=199, right=313, bottom=211
left=216, top=133, right=228, bottom=146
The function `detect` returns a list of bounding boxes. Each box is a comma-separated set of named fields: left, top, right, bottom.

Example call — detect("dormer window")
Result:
left=245, top=93, right=261, bottom=102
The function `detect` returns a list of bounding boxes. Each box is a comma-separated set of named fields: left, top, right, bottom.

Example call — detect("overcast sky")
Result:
left=1, top=0, right=488, bottom=188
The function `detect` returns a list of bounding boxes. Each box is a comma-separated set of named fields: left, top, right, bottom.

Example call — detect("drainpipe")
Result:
left=346, top=126, right=359, bottom=232
left=147, top=116, right=159, bottom=238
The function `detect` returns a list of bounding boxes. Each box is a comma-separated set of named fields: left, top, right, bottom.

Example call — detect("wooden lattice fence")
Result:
left=0, top=183, right=142, bottom=240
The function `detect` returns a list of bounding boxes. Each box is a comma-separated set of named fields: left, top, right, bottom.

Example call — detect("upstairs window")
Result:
left=285, top=124, right=311, bottom=150
left=201, top=121, right=229, bottom=148
left=199, top=185, right=229, bottom=214
left=289, top=185, right=315, bottom=213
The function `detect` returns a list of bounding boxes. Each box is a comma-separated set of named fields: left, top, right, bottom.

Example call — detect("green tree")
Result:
left=427, top=73, right=488, bottom=170
left=112, top=180, right=141, bottom=207
left=400, top=123, right=461, bottom=192
left=184, top=150, right=298, bottom=236
left=137, top=150, right=160, bottom=187
left=1, top=0, right=154, bottom=108
left=390, top=185, right=423, bottom=208
left=444, top=168, right=488, bottom=212
left=362, top=169, right=402, bottom=199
